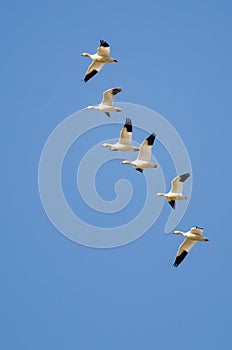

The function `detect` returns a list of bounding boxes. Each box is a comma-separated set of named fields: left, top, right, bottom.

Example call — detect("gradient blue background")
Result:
left=2, top=1, right=231, bottom=349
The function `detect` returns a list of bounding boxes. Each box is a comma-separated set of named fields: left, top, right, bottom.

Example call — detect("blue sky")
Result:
left=2, top=0, right=232, bottom=349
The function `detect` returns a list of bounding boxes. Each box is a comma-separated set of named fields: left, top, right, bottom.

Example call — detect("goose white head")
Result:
left=80, top=52, right=90, bottom=57
left=172, top=230, right=184, bottom=235
left=156, top=192, right=165, bottom=197
left=121, top=160, right=131, bottom=165
left=86, top=106, right=95, bottom=110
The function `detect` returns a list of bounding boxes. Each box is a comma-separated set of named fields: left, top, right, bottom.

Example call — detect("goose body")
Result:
left=81, top=40, right=118, bottom=82
left=102, top=118, right=139, bottom=151
left=173, top=226, right=210, bottom=267
left=86, top=88, right=122, bottom=118
left=121, top=133, right=158, bottom=172
left=157, top=173, right=190, bottom=209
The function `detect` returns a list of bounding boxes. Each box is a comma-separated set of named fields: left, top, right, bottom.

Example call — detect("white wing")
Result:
left=102, top=88, right=122, bottom=106
left=97, top=40, right=110, bottom=57
left=84, top=60, right=105, bottom=82
left=137, top=133, right=156, bottom=162
left=190, top=227, right=203, bottom=237
left=174, top=238, right=196, bottom=267
left=177, top=238, right=196, bottom=255
left=137, top=144, right=152, bottom=162
left=119, top=118, right=132, bottom=145
left=171, top=173, right=190, bottom=194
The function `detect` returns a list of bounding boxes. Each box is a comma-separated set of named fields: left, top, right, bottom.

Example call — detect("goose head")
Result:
left=80, top=52, right=90, bottom=57
left=172, top=231, right=184, bottom=235
left=121, top=160, right=131, bottom=165
left=156, top=193, right=165, bottom=197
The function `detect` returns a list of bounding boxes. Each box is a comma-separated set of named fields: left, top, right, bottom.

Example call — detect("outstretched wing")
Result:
left=119, top=118, right=132, bottom=145
left=97, top=40, right=110, bottom=57
left=190, top=227, right=203, bottom=237
left=84, top=60, right=105, bottom=82
left=137, top=133, right=156, bottom=162
left=171, top=173, right=190, bottom=194
left=102, top=88, right=122, bottom=106
left=173, top=238, right=196, bottom=267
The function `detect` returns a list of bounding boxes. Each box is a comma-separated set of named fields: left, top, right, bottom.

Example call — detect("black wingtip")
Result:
left=124, top=118, right=132, bottom=132
left=84, top=69, right=98, bottom=83
left=135, top=168, right=143, bottom=173
left=100, top=39, right=109, bottom=47
left=168, top=200, right=176, bottom=209
left=111, top=88, right=122, bottom=95
left=173, top=250, right=188, bottom=267
left=146, top=133, right=156, bottom=145
left=179, top=173, right=190, bottom=182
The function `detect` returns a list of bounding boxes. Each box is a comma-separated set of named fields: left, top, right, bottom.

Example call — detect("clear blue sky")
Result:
left=2, top=0, right=232, bottom=349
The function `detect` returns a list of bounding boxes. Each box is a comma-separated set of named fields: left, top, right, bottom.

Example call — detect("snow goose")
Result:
left=121, top=133, right=158, bottom=173
left=86, top=88, right=122, bottom=118
left=81, top=40, right=118, bottom=82
left=156, top=173, right=190, bottom=209
left=102, top=118, right=139, bottom=151
left=173, top=226, right=209, bottom=267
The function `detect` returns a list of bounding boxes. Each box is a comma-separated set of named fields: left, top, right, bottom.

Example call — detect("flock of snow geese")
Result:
left=81, top=40, right=209, bottom=267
